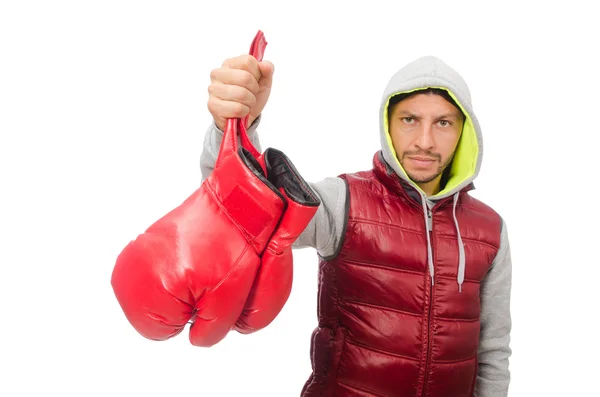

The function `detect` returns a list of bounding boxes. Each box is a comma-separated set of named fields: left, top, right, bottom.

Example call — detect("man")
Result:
left=200, top=53, right=512, bottom=397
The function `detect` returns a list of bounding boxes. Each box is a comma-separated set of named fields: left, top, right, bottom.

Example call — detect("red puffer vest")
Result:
left=301, top=152, right=501, bottom=397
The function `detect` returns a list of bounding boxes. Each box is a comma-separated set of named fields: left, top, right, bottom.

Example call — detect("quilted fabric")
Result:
left=301, top=152, right=502, bottom=397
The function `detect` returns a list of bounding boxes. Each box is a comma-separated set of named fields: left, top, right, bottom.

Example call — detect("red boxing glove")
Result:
left=110, top=31, right=299, bottom=347
left=235, top=149, right=320, bottom=334
left=110, top=121, right=288, bottom=347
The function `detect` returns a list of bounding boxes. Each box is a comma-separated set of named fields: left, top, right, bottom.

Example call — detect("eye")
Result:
left=438, top=120, right=452, bottom=127
left=402, top=117, right=415, bottom=124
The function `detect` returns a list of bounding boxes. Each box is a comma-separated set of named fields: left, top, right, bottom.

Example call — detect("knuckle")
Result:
left=240, top=55, right=254, bottom=68
left=207, top=95, right=219, bottom=107
left=233, top=102, right=248, bottom=116
left=230, top=89, right=243, bottom=102
left=207, top=99, right=217, bottom=113
left=241, top=70, right=254, bottom=85
left=240, top=71, right=259, bottom=94
left=207, top=81, right=222, bottom=97
left=231, top=87, right=249, bottom=102
left=241, top=55, right=259, bottom=74
left=246, top=93, right=257, bottom=107
left=221, top=57, right=235, bottom=67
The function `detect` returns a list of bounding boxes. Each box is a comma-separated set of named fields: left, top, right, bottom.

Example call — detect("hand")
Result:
left=207, top=54, right=275, bottom=131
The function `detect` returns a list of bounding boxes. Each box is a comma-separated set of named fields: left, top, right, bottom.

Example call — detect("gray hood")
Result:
left=378, top=55, right=484, bottom=201
left=377, top=56, right=484, bottom=291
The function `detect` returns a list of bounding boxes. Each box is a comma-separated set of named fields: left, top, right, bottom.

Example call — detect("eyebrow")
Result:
left=395, top=110, right=461, bottom=120
left=395, top=110, right=419, bottom=118
left=434, top=113, right=462, bottom=121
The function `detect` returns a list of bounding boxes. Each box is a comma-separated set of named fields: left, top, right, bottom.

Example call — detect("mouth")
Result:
left=409, top=156, right=437, bottom=162
left=406, top=156, right=438, bottom=168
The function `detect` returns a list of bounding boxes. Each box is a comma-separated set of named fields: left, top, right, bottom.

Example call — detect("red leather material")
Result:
left=111, top=30, right=319, bottom=347
left=235, top=176, right=320, bottom=333
left=110, top=145, right=286, bottom=346
left=301, top=152, right=502, bottom=397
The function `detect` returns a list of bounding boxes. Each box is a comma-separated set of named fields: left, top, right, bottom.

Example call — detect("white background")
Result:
left=1, top=1, right=598, bottom=396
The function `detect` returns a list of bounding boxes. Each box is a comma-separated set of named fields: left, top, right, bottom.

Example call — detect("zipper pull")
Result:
left=426, top=209, right=433, bottom=231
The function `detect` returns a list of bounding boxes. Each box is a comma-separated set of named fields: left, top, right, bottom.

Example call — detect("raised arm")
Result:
left=200, top=52, right=347, bottom=258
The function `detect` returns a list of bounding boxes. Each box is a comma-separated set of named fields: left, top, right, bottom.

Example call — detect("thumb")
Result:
left=258, top=61, right=274, bottom=84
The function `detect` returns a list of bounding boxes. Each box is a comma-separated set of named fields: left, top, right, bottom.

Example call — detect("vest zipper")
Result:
left=422, top=207, right=434, bottom=397
left=426, top=207, right=433, bottom=232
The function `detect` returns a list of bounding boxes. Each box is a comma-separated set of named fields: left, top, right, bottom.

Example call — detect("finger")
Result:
left=207, top=96, right=250, bottom=120
left=210, top=68, right=260, bottom=95
left=258, top=61, right=275, bottom=80
left=257, top=61, right=274, bottom=93
left=208, top=81, right=257, bottom=109
left=221, top=55, right=261, bottom=82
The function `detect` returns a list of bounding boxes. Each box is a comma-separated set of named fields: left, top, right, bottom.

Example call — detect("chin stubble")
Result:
left=400, top=150, right=455, bottom=184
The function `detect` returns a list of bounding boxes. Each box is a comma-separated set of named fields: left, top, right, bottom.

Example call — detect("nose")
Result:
left=415, top=124, right=434, bottom=150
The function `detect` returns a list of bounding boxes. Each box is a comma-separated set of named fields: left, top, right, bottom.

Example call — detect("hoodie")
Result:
left=199, top=55, right=512, bottom=397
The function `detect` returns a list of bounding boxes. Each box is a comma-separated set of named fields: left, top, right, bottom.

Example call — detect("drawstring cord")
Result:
left=453, top=192, right=465, bottom=293
left=421, top=192, right=465, bottom=292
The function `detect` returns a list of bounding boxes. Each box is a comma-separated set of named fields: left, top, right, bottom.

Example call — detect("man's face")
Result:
left=389, top=93, right=464, bottom=190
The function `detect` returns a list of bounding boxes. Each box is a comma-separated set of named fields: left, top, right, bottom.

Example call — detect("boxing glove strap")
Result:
left=218, top=31, right=268, bottom=173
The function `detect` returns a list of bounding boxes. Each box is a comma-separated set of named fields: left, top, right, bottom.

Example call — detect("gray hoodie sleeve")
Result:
left=475, top=220, right=513, bottom=397
left=199, top=117, right=346, bottom=258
